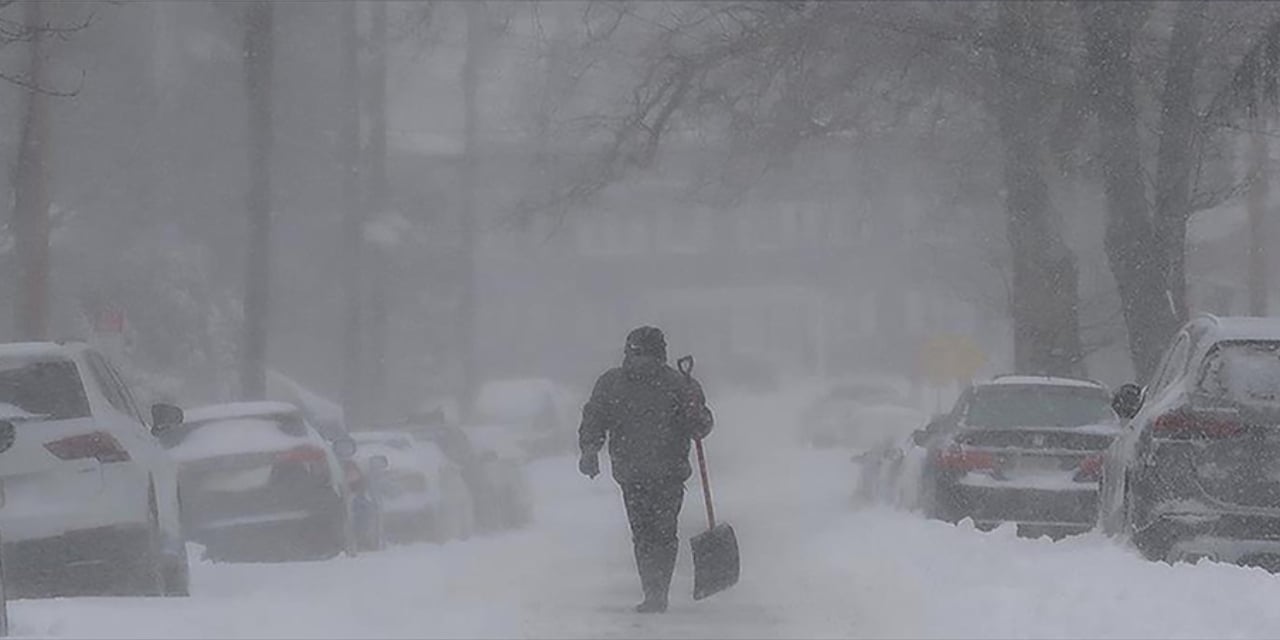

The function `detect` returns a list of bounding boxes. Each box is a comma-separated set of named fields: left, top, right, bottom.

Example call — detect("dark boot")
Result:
left=633, top=541, right=676, bottom=613
left=633, top=542, right=671, bottom=613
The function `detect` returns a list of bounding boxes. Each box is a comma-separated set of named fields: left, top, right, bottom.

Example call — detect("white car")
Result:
left=473, top=378, right=580, bottom=460
left=801, top=377, right=923, bottom=450
left=353, top=431, right=475, bottom=543
left=0, top=342, right=187, bottom=597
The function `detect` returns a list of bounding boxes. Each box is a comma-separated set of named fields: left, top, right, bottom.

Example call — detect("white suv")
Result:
left=0, top=342, right=187, bottom=597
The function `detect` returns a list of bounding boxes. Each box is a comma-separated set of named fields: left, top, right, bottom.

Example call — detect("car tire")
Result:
left=1125, top=471, right=1175, bottom=562
left=113, top=488, right=164, bottom=596
left=162, top=542, right=190, bottom=597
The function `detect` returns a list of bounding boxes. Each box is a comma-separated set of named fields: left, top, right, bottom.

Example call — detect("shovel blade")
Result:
left=691, top=522, right=739, bottom=600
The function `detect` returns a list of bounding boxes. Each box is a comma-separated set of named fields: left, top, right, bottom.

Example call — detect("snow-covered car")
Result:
left=472, top=378, right=580, bottom=461
left=353, top=431, right=475, bottom=543
left=163, top=401, right=358, bottom=562
left=406, top=410, right=534, bottom=533
left=0, top=342, right=188, bottom=597
left=1099, top=315, right=1280, bottom=570
left=915, top=375, right=1120, bottom=538
left=800, top=377, right=920, bottom=450
left=851, top=405, right=931, bottom=504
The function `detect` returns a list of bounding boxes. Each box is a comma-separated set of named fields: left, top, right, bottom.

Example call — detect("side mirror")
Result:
left=1112, top=383, right=1144, bottom=420
left=332, top=437, right=357, bottom=460
left=0, top=420, right=14, bottom=454
left=369, top=455, right=390, bottom=473
left=912, top=429, right=929, bottom=446
left=151, top=403, right=184, bottom=435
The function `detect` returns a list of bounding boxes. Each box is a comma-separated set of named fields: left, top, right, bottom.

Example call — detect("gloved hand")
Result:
left=579, top=453, right=600, bottom=479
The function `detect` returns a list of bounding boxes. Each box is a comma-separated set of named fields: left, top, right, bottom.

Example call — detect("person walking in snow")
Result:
left=578, top=326, right=715, bottom=613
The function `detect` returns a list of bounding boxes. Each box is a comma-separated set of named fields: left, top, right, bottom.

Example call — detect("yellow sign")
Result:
left=918, top=334, right=986, bottom=383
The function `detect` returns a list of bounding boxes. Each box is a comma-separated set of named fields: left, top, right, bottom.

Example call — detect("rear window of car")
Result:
left=0, top=359, right=90, bottom=420
left=965, top=385, right=1114, bottom=429
left=1198, top=341, right=1280, bottom=403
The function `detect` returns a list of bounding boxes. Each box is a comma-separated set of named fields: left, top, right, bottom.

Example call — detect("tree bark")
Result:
left=992, top=2, right=1084, bottom=377
left=1153, top=1, right=1202, bottom=322
left=365, top=0, right=390, bottom=425
left=1082, top=1, right=1178, bottom=382
left=339, top=1, right=364, bottom=423
left=13, top=0, right=50, bottom=342
left=458, top=1, right=483, bottom=418
left=1249, top=115, right=1270, bottom=316
left=240, top=0, right=274, bottom=400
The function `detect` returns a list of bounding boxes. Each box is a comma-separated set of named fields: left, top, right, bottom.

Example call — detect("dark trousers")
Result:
left=620, top=480, right=684, bottom=604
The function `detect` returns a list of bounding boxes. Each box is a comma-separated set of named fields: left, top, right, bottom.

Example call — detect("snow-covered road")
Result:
left=12, top=392, right=1280, bottom=639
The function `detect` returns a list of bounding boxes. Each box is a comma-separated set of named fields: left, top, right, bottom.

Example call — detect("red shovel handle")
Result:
left=679, top=355, right=716, bottom=530
left=695, top=438, right=716, bottom=529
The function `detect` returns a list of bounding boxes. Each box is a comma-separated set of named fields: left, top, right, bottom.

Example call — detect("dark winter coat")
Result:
left=579, top=354, right=714, bottom=484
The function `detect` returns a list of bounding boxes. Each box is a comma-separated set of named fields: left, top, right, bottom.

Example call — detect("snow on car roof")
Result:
left=169, top=416, right=310, bottom=462
left=981, top=376, right=1105, bottom=390
left=354, top=429, right=412, bottom=442
left=1202, top=316, right=1280, bottom=343
left=0, top=342, right=81, bottom=361
left=184, top=401, right=300, bottom=425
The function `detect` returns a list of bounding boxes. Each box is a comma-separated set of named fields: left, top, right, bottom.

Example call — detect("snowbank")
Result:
left=12, top=389, right=1280, bottom=639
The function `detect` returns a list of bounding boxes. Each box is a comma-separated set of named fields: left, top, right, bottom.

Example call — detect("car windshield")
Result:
left=1198, top=341, right=1280, bottom=403
left=0, top=359, right=90, bottom=420
left=965, top=385, right=1114, bottom=429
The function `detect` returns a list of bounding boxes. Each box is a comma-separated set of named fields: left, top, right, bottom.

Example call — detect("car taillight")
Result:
left=1152, top=407, right=1243, bottom=439
left=937, top=445, right=996, bottom=472
left=342, top=459, right=362, bottom=488
left=44, top=431, right=131, bottom=463
left=273, top=445, right=328, bottom=464
left=1075, top=453, right=1104, bottom=482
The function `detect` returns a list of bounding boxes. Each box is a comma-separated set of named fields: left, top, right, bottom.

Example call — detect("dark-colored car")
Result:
left=916, top=375, right=1120, bottom=538
left=1099, top=315, right=1280, bottom=570
left=162, top=402, right=358, bottom=562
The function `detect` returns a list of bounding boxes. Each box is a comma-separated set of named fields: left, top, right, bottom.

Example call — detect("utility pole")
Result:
left=13, top=0, right=50, bottom=342
left=458, top=1, right=484, bottom=419
left=1249, top=114, right=1270, bottom=317
left=240, top=0, right=274, bottom=399
left=365, top=0, right=390, bottom=426
left=340, top=1, right=364, bottom=424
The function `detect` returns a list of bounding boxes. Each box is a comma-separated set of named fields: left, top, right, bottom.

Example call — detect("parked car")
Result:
left=1098, top=315, right=1280, bottom=570
left=801, top=377, right=922, bottom=450
left=162, top=401, right=359, bottom=562
left=0, top=342, right=188, bottom=597
left=912, top=375, right=1120, bottom=538
left=353, top=431, right=475, bottom=544
left=472, top=378, right=580, bottom=461
left=407, top=408, right=533, bottom=532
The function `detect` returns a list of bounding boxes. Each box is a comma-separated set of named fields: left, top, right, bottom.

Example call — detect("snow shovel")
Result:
left=678, top=356, right=739, bottom=601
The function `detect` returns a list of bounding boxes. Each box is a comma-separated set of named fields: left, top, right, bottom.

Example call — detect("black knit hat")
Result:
left=625, top=326, right=667, bottom=361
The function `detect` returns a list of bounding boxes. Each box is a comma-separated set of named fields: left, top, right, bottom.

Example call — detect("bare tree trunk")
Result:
left=1153, top=1, right=1202, bottom=322
left=1082, top=1, right=1178, bottom=382
left=458, top=1, right=483, bottom=418
left=1249, top=115, right=1270, bottom=316
left=365, top=0, right=390, bottom=425
left=240, top=0, right=274, bottom=400
left=13, top=0, right=50, bottom=342
left=340, top=1, right=364, bottom=424
left=992, top=2, right=1084, bottom=377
